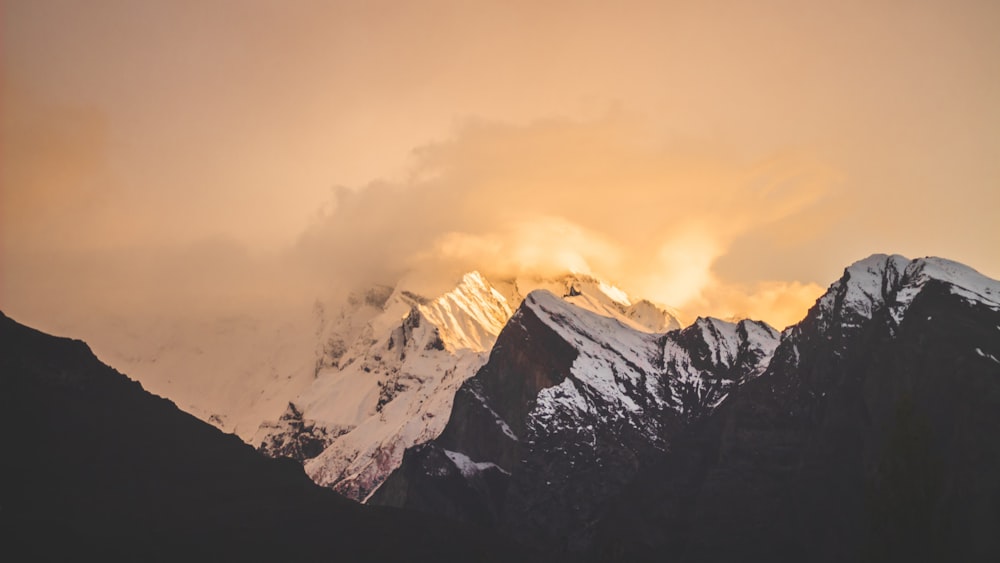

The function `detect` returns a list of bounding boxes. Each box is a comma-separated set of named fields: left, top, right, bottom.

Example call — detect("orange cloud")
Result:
left=296, top=115, right=835, bottom=327
left=697, top=279, right=828, bottom=330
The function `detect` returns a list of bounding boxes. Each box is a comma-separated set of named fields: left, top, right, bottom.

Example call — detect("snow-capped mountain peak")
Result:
left=510, top=273, right=682, bottom=333
left=373, top=284, right=777, bottom=551
left=525, top=289, right=665, bottom=425
left=890, top=257, right=1000, bottom=322
left=256, top=270, right=688, bottom=502
left=812, top=253, right=909, bottom=329
left=809, top=254, right=1000, bottom=335
left=417, top=271, right=513, bottom=353
left=690, top=317, right=742, bottom=367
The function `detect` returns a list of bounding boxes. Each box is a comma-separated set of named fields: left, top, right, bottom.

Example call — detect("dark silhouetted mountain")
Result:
left=0, top=311, right=536, bottom=562
left=594, top=255, right=1000, bottom=563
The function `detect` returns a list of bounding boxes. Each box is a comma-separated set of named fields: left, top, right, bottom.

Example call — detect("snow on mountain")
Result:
left=443, top=449, right=509, bottom=479
left=890, top=256, right=1000, bottom=323
left=258, top=274, right=505, bottom=501
left=597, top=254, right=1000, bottom=562
left=418, top=272, right=513, bottom=352
left=255, top=270, right=682, bottom=501
left=373, top=287, right=777, bottom=552
left=810, top=253, right=909, bottom=332
left=525, top=290, right=667, bottom=443
left=663, top=317, right=779, bottom=418
left=803, top=253, right=1000, bottom=339
left=512, top=274, right=682, bottom=333
left=524, top=290, right=779, bottom=442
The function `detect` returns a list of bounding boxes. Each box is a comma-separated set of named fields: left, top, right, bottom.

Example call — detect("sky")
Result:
left=2, top=0, right=999, bottom=335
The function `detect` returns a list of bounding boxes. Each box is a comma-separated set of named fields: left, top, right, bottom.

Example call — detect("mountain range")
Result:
left=596, top=255, right=1000, bottom=562
left=254, top=272, right=681, bottom=501
left=3, top=253, right=998, bottom=562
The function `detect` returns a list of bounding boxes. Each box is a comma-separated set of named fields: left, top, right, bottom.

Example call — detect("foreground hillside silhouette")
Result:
left=0, top=311, right=535, bottom=562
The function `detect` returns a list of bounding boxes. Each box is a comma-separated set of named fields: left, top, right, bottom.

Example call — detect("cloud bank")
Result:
left=2, top=106, right=832, bottom=331
left=5, top=0, right=997, bottom=336
left=295, top=115, right=832, bottom=327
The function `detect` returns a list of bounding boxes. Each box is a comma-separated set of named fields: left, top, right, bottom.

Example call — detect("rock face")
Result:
left=254, top=272, right=513, bottom=501
left=372, top=290, right=777, bottom=554
left=255, top=271, right=681, bottom=502
left=595, top=255, right=1000, bottom=563
left=0, top=311, right=539, bottom=562
left=13, top=249, right=993, bottom=561
left=256, top=402, right=353, bottom=463
left=663, top=316, right=779, bottom=422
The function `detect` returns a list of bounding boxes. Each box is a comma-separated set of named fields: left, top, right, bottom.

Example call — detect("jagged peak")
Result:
left=900, top=257, right=999, bottom=302
left=736, top=318, right=781, bottom=344
left=514, top=273, right=681, bottom=333
left=691, top=317, right=741, bottom=364
left=627, top=299, right=684, bottom=332
left=522, top=288, right=587, bottom=320
left=341, top=268, right=688, bottom=360
left=341, top=271, right=516, bottom=355
left=673, top=316, right=777, bottom=371
left=804, top=253, right=999, bottom=335
left=523, top=289, right=665, bottom=373
left=814, top=253, right=909, bottom=323
left=672, top=315, right=778, bottom=346
left=416, top=272, right=513, bottom=353
left=522, top=289, right=648, bottom=345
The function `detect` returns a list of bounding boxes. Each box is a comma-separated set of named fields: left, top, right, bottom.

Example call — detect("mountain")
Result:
left=254, top=271, right=680, bottom=501
left=74, top=307, right=325, bottom=440
left=0, top=310, right=538, bottom=562
left=10, top=251, right=994, bottom=561
left=255, top=272, right=511, bottom=501
left=371, top=288, right=778, bottom=554
left=594, top=255, right=1000, bottom=562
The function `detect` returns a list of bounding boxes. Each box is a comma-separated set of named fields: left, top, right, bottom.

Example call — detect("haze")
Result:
left=3, top=0, right=999, bottom=337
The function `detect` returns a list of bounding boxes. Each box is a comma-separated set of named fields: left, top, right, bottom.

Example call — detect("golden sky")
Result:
left=2, top=0, right=999, bottom=331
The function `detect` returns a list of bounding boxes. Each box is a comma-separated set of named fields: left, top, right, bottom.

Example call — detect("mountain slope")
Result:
left=595, top=255, right=1000, bottom=563
left=372, top=289, right=777, bottom=554
left=66, top=308, right=323, bottom=440
left=255, top=271, right=680, bottom=501
left=0, top=311, right=536, bottom=562
left=255, top=272, right=513, bottom=500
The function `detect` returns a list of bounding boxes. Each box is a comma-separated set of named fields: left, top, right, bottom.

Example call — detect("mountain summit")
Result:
left=255, top=271, right=680, bottom=500
left=372, top=287, right=777, bottom=552
left=363, top=254, right=1000, bottom=559
left=596, top=254, right=1000, bottom=562
left=4, top=252, right=997, bottom=562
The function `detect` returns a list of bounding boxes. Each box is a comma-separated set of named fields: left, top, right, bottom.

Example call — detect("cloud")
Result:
left=1, top=101, right=833, bottom=332
left=424, top=218, right=622, bottom=279
left=294, top=114, right=835, bottom=327
left=1, top=79, right=114, bottom=253
left=6, top=1, right=996, bottom=336
left=696, top=279, right=827, bottom=330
